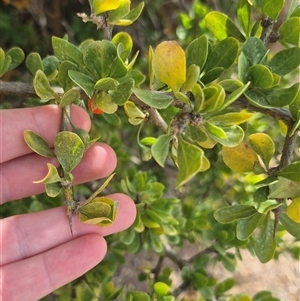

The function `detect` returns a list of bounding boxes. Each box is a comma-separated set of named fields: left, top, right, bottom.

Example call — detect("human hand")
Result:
left=0, top=105, right=136, bottom=301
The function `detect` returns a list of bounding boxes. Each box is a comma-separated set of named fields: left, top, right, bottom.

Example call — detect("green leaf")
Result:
left=33, top=70, right=55, bottom=101
left=268, top=47, right=300, bottom=76
left=45, top=182, right=62, bottom=198
left=84, top=40, right=126, bottom=79
left=192, top=83, right=205, bottom=112
left=79, top=197, right=118, bottom=226
left=102, top=112, right=121, bottom=126
left=205, top=122, right=227, bottom=139
left=95, top=91, right=118, bottom=114
left=132, top=87, right=173, bottom=109
left=289, top=90, right=300, bottom=120
left=205, top=37, right=240, bottom=71
left=268, top=177, right=300, bottom=198
left=24, top=130, right=56, bottom=158
left=215, top=278, right=235, bottom=295
left=253, top=291, right=280, bottom=301
left=58, top=61, right=79, bottom=91
left=86, top=173, right=115, bottom=203
left=43, top=56, right=60, bottom=77
left=124, top=101, right=146, bottom=125
left=262, top=0, right=284, bottom=20
left=108, top=0, right=130, bottom=23
left=151, top=134, right=172, bottom=167
left=254, top=212, right=276, bottom=263
left=238, top=51, right=249, bottom=83
left=94, top=77, right=118, bottom=91
left=110, top=78, right=134, bottom=105
left=237, top=0, right=251, bottom=36
left=249, top=133, right=275, bottom=168
left=207, top=124, right=244, bottom=147
left=6, top=47, right=25, bottom=70
left=217, top=82, right=251, bottom=112
left=126, top=291, right=151, bottom=301
left=276, top=162, right=300, bottom=183
left=242, top=37, right=268, bottom=65
left=222, top=141, right=259, bottom=172
left=26, top=52, right=43, bottom=75
left=236, top=212, right=264, bottom=240
left=149, top=231, right=164, bottom=253
left=205, top=11, right=245, bottom=42
left=256, top=199, right=281, bottom=214
left=52, top=36, right=84, bottom=66
left=112, top=31, right=133, bottom=61
left=185, top=35, right=208, bottom=69
left=214, top=205, right=257, bottom=223
left=218, top=79, right=244, bottom=92
left=122, top=69, right=145, bottom=86
left=280, top=211, right=300, bottom=239
left=54, top=131, right=85, bottom=173
left=60, top=88, right=80, bottom=108
left=208, top=111, right=253, bottom=126
left=278, top=17, right=300, bottom=46
left=201, top=67, right=224, bottom=84
left=176, top=136, right=210, bottom=188
left=192, top=272, right=208, bottom=289
left=181, top=64, right=200, bottom=93
left=68, top=70, right=95, bottom=98
left=33, top=163, right=61, bottom=184
left=0, top=55, right=11, bottom=77
left=202, top=84, right=225, bottom=112
left=290, top=5, right=300, bottom=18
left=244, top=83, right=299, bottom=108
left=247, top=64, right=274, bottom=89
left=0, top=48, right=5, bottom=74
left=153, top=282, right=169, bottom=298
left=110, top=2, right=144, bottom=26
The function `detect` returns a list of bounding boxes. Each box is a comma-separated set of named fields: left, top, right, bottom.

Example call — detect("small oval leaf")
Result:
left=249, top=133, right=275, bottom=168
left=54, top=131, right=85, bottom=173
left=214, top=205, right=257, bottom=224
left=24, top=130, right=55, bottom=157
left=222, top=141, right=259, bottom=172
left=152, top=41, right=186, bottom=92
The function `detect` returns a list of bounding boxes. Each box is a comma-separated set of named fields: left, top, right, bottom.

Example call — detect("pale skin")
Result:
left=0, top=105, right=137, bottom=301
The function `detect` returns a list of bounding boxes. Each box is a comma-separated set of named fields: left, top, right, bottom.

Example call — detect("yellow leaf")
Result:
left=222, top=141, right=259, bottom=172
left=152, top=41, right=186, bottom=92
left=93, top=0, right=120, bottom=15
left=287, top=197, right=300, bottom=223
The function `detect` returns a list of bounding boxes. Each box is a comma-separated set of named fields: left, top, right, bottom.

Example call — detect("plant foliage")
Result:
left=0, top=0, right=299, bottom=300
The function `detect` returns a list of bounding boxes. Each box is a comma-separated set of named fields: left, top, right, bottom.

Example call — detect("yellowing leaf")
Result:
left=287, top=198, right=300, bottom=223
left=249, top=133, right=275, bottom=169
left=152, top=41, right=186, bottom=92
left=93, top=0, right=120, bottom=15
left=222, top=141, right=259, bottom=172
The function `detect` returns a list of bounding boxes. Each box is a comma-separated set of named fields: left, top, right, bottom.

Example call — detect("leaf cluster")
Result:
left=1, top=0, right=300, bottom=300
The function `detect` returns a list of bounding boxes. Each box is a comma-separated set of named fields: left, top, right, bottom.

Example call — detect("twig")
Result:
left=173, top=280, right=192, bottom=298
left=260, top=17, right=275, bottom=44
left=1, top=80, right=296, bottom=133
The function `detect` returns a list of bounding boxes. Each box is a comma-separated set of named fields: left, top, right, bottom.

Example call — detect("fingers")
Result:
left=0, top=142, right=117, bottom=204
left=2, top=193, right=136, bottom=266
left=2, top=234, right=107, bottom=301
left=1, top=105, right=91, bottom=163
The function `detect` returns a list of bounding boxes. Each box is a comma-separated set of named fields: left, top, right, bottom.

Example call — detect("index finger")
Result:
left=1, top=193, right=136, bottom=266
left=0, top=105, right=91, bottom=163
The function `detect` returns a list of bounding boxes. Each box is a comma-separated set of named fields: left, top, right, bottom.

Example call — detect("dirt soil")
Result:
left=116, top=240, right=300, bottom=300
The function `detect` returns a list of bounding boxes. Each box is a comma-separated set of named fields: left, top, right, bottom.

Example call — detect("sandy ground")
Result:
left=116, top=242, right=300, bottom=300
